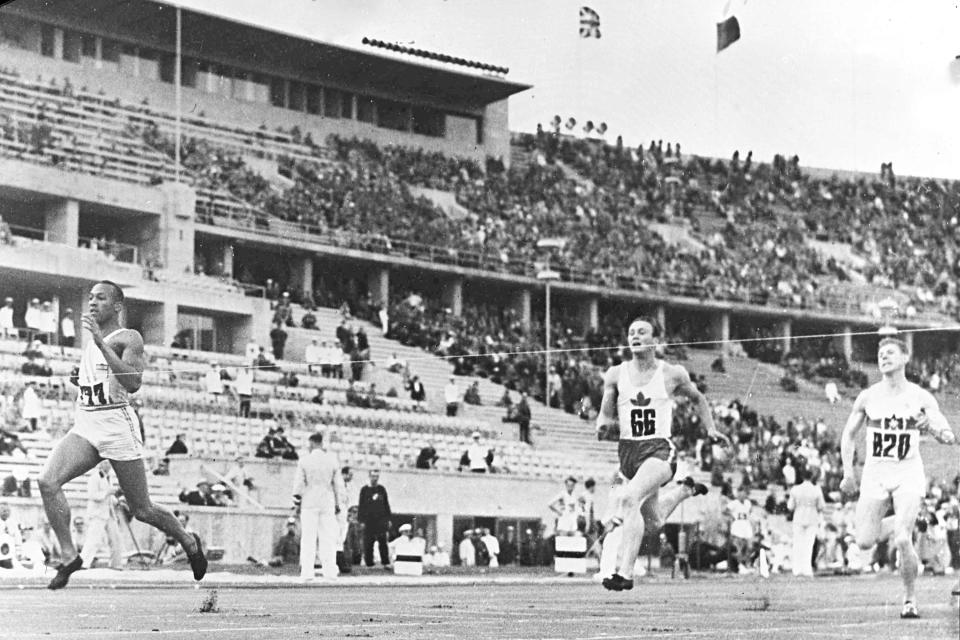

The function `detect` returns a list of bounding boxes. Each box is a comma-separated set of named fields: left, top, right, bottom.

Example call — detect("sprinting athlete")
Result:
left=596, top=316, right=728, bottom=591
left=38, top=281, right=207, bottom=589
left=840, top=335, right=956, bottom=619
left=596, top=470, right=707, bottom=581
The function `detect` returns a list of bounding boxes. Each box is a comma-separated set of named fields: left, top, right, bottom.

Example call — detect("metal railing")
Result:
left=78, top=235, right=138, bottom=264
left=195, top=201, right=949, bottom=322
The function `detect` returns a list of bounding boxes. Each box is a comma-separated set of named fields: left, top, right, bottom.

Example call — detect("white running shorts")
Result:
left=69, top=406, right=143, bottom=461
left=859, top=461, right=925, bottom=503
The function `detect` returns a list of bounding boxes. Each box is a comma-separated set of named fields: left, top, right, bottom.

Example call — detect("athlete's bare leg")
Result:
left=38, top=434, right=102, bottom=562
left=890, top=490, right=923, bottom=604
left=613, top=482, right=698, bottom=528
left=653, top=483, right=696, bottom=525
left=616, top=458, right=673, bottom=580
left=110, top=459, right=199, bottom=554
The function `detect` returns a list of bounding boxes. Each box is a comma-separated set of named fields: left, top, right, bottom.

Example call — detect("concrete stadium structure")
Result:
left=0, top=0, right=955, bottom=562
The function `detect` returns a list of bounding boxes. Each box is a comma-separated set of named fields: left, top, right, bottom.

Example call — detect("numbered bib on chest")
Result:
left=863, top=387, right=923, bottom=464
left=616, top=362, right=674, bottom=441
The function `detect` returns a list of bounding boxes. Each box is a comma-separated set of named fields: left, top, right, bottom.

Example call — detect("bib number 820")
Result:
left=79, top=382, right=108, bottom=407
left=871, top=432, right=911, bottom=460
left=630, top=408, right=657, bottom=437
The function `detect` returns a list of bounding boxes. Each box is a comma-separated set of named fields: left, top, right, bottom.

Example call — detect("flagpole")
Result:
left=175, top=3, right=182, bottom=184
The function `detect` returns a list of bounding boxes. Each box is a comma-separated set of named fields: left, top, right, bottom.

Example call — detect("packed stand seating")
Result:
left=5, top=65, right=959, bottom=316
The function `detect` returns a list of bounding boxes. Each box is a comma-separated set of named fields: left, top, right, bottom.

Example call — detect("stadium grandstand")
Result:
left=0, top=2, right=958, bottom=635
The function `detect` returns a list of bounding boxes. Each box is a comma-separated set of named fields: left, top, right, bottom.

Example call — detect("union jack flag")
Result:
left=579, top=6, right=600, bottom=39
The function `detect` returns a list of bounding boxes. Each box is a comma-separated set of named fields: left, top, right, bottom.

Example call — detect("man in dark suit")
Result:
left=357, top=469, right=392, bottom=568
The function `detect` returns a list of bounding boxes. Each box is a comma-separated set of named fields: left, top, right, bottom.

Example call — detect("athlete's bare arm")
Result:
left=668, top=364, right=729, bottom=446
left=915, top=387, right=957, bottom=445
left=82, top=315, right=145, bottom=393
left=839, top=389, right=868, bottom=494
left=595, top=365, right=619, bottom=438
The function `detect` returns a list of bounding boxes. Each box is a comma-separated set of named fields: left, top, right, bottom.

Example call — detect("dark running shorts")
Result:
left=618, top=438, right=676, bottom=484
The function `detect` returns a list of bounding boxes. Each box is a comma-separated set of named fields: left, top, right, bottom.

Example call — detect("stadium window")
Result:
left=180, top=58, right=198, bottom=88
left=475, top=117, right=484, bottom=145
left=101, top=39, right=120, bottom=63
left=306, top=84, right=322, bottom=115
left=269, top=77, right=286, bottom=108
left=376, top=99, right=411, bottom=132
left=411, top=106, right=445, bottom=138
left=159, top=52, right=175, bottom=84
left=341, top=91, right=355, bottom=119
left=323, top=88, right=341, bottom=118
left=40, top=24, right=55, bottom=58
left=81, top=34, right=96, bottom=58
left=0, top=14, right=30, bottom=49
left=288, top=80, right=305, bottom=112
left=62, top=30, right=81, bottom=63
left=356, top=95, right=376, bottom=123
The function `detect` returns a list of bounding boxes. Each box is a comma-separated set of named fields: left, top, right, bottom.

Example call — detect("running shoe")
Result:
left=899, top=601, right=919, bottom=619
left=47, top=555, right=83, bottom=590
left=678, top=476, right=709, bottom=496
left=601, top=573, right=634, bottom=591
left=188, top=532, right=208, bottom=581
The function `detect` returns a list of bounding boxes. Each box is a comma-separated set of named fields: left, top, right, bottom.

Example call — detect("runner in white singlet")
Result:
left=595, top=316, right=728, bottom=591
left=38, top=281, right=207, bottom=590
left=840, top=335, right=956, bottom=619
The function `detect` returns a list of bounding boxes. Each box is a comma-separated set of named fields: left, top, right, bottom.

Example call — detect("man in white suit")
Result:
left=787, top=467, right=825, bottom=577
left=292, top=432, right=344, bottom=580
left=80, top=460, right=123, bottom=570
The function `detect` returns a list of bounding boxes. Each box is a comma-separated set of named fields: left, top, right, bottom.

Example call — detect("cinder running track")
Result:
left=3, top=572, right=958, bottom=639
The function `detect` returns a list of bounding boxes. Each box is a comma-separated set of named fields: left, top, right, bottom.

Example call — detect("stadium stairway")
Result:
left=279, top=306, right=618, bottom=468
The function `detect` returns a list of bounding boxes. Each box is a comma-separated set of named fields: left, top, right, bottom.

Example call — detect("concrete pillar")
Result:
left=222, top=244, right=235, bottom=280
left=53, top=28, right=64, bottom=60
left=158, top=182, right=196, bottom=276
left=141, top=301, right=178, bottom=348
left=780, top=319, right=792, bottom=354
left=511, top=289, right=531, bottom=330
left=367, top=268, right=389, bottom=306
left=842, top=325, right=853, bottom=362
left=441, top=277, right=463, bottom=317
left=289, top=255, right=313, bottom=297
left=44, top=199, right=79, bottom=246
left=712, top=312, right=730, bottom=351
left=903, top=330, right=914, bottom=356
left=579, top=297, right=599, bottom=331
left=436, top=513, right=453, bottom=562
left=654, top=305, right=667, bottom=333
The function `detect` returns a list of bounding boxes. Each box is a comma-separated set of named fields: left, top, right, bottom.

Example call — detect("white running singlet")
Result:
left=616, top=361, right=674, bottom=442
left=77, top=329, right=130, bottom=411
left=862, top=383, right=924, bottom=468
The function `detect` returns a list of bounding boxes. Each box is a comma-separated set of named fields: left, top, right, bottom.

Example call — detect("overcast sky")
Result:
left=166, top=0, right=960, bottom=179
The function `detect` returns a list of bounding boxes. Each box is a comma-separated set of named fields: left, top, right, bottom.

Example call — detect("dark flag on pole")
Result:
left=580, top=6, right=601, bottom=38
left=716, top=16, right=741, bottom=52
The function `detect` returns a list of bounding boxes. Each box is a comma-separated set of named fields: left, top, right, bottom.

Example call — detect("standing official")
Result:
left=79, top=460, right=123, bottom=569
left=787, top=467, right=825, bottom=577
left=358, top=469, right=392, bottom=568
left=292, top=432, right=344, bottom=580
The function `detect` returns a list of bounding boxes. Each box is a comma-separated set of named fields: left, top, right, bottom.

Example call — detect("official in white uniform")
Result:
left=787, top=467, right=824, bottom=577
left=292, top=432, right=344, bottom=580
left=390, top=524, right=426, bottom=575
left=79, top=460, right=123, bottom=569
